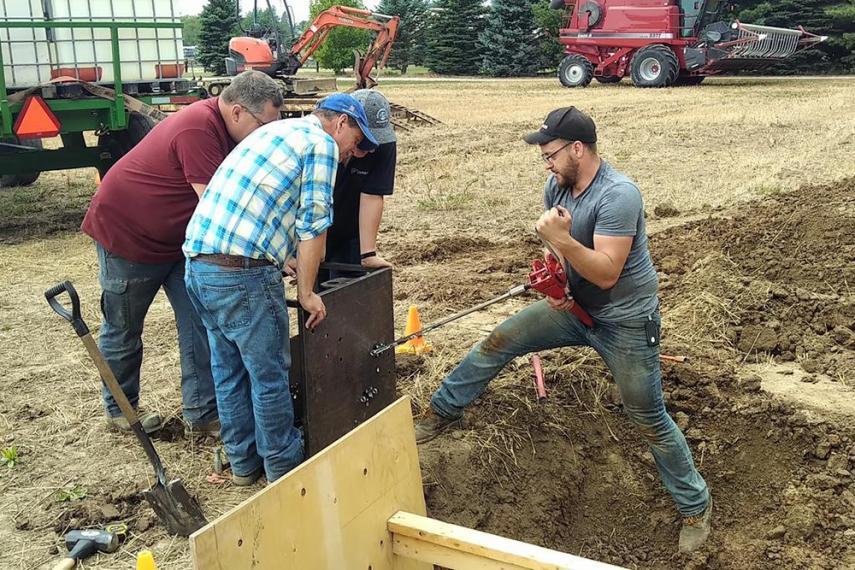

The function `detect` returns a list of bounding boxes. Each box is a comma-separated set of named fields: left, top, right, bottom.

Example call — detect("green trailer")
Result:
left=0, top=19, right=202, bottom=188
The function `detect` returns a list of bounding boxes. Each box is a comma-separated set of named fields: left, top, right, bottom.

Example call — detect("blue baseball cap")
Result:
left=315, top=93, right=379, bottom=151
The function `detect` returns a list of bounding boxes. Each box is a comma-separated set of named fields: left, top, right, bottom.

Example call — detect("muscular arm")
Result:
left=553, top=232, right=633, bottom=290
left=358, top=193, right=384, bottom=254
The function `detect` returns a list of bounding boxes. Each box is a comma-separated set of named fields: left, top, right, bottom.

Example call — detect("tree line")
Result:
left=186, top=0, right=854, bottom=77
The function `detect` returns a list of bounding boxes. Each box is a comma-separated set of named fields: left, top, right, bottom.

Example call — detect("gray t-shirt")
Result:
left=543, top=160, right=658, bottom=323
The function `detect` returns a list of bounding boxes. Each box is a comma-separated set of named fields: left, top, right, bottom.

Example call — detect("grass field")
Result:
left=0, top=76, right=853, bottom=569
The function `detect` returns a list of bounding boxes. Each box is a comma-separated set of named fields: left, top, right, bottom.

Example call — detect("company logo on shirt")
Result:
left=350, top=167, right=369, bottom=176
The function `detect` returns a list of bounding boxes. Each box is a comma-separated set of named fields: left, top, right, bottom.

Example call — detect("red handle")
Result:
left=528, top=257, right=593, bottom=327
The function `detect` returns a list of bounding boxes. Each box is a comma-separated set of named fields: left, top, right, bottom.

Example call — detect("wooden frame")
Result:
left=190, top=397, right=623, bottom=570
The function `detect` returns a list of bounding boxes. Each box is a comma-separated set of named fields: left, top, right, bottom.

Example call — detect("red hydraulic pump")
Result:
left=370, top=252, right=592, bottom=357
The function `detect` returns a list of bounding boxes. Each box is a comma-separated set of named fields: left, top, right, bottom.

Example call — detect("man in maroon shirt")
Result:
left=81, top=70, right=283, bottom=434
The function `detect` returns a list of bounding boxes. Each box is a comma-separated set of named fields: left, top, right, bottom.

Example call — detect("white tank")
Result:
left=1, top=0, right=184, bottom=89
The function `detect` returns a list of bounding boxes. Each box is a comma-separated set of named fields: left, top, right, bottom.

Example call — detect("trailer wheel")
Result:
left=630, top=45, right=679, bottom=88
left=558, top=54, right=594, bottom=88
left=97, top=112, right=157, bottom=179
left=674, top=75, right=705, bottom=86
left=594, top=75, right=622, bottom=84
left=0, top=138, right=43, bottom=188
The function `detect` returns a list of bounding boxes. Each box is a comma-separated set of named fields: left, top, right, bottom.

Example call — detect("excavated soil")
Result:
left=0, top=179, right=851, bottom=569
left=407, top=178, right=854, bottom=569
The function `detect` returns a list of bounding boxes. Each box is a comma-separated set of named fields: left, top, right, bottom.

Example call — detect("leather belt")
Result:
left=195, top=253, right=273, bottom=268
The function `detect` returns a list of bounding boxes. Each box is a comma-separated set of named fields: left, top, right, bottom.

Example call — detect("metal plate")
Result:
left=289, top=266, right=396, bottom=455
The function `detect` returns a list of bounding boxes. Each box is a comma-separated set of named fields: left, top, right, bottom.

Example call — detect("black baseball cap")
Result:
left=523, top=106, right=597, bottom=145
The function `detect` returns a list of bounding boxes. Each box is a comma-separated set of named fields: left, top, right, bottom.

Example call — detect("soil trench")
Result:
left=406, top=178, right=854, bottom=569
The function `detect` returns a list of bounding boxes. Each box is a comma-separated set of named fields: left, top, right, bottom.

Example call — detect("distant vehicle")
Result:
left=0, top=0, right=200, bottom=187
left=183, top=45, right=197, bottom=60
left=551, top=0, right=827, bottom=88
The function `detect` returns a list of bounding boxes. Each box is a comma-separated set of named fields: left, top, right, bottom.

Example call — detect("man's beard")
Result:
left=555, top=159, right=579, bottom=189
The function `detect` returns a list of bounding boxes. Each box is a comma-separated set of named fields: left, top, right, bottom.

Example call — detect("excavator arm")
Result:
left=288, top=6, right=400, bottom=88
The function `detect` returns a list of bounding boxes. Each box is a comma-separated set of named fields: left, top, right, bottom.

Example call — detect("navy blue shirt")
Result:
left=328, top=142, right=397, bottom=248
left=543, top=160, right=658, bottom=322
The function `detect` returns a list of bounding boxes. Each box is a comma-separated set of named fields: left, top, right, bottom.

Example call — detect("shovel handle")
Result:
left=45, top=281, right=90, bottom=337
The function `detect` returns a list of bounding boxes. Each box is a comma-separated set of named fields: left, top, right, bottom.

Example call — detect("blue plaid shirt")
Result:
left=183, top=115, right=338, bottom=267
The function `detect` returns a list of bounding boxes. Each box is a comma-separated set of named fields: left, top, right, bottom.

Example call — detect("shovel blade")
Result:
left=142, top=478, right=208, bottom=537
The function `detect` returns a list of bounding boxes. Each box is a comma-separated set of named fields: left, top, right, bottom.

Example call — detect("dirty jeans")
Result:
left=431, top=299, right=710, bottom=516
left=185, top=259, right=304, bottom=482
left=96, top=243, right=217, bottom=425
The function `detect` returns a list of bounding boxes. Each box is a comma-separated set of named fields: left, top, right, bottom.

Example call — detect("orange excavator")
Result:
left=225, top=2, right=400, bottom=89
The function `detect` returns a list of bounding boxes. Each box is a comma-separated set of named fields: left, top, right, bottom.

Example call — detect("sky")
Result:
left=173, top=0, right=380, bottom=24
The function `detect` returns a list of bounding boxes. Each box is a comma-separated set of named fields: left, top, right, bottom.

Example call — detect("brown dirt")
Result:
left=406, top=178, right=854, bottom=569
left=0, top=176, right=851, bottom=567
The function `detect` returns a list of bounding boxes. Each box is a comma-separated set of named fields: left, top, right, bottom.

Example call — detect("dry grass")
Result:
left=0, top=76, right=854, bottom=569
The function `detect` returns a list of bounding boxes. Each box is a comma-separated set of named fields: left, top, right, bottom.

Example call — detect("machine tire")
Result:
left=594, top=75, right=622, bottom=84
left=674, top=75, right=706, bottom=86
left=558, top=54, right=594, bottom=88
left=97, top=112, right=157, bottom=179
left=0, top=138, right=43, bottom=188
left=630, top=45, right=679, bottom=88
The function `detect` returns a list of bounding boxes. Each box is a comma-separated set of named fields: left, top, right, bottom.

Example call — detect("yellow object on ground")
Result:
left=395, top=305, right=432, bottom=355
left=136, top=550, right=157, bottom=570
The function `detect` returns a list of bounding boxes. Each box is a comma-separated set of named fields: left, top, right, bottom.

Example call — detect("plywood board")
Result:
left=389, top=512, right=625, bottom=570
left=191, top=397, right=429, bottom=570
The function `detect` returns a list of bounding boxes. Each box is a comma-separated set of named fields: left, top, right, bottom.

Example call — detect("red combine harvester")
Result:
left=550, top=0, right=827, bottom=87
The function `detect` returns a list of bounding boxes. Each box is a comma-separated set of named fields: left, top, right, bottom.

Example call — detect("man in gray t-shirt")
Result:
left=415, top=107, right=712, bottom=554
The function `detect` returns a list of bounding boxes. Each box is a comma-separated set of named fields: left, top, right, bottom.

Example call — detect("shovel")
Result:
left=45, top=281, right=208, bottom=537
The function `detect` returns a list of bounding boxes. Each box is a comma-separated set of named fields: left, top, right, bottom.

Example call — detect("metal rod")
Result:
left=370, top=284, right=530, bottom=356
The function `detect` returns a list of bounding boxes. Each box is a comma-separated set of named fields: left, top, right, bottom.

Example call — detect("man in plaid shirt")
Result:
left=183, top=93, right=377, bottom=484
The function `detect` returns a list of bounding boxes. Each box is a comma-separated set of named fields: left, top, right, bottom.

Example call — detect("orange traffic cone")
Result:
left=396, top=305, right=432, bottom=355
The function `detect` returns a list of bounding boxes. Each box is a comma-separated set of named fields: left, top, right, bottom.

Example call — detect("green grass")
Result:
left=417, top=189, right=475, bottom=211
left=1, top=446, right=19, bottom=468
left=56, top=484, right=87, bottom=502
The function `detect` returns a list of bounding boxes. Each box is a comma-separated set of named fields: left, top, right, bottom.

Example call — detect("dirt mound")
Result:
left=413, top=178, right=854, bottom=569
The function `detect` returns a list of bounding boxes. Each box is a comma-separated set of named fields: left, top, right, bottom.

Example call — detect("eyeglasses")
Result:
left=241, top=106, right=269, bottom=128
left=541, top=141, right=574, bottom=164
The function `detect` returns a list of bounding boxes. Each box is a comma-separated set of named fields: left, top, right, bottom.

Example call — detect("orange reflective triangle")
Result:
left=14, top=95, right=61, bottom=138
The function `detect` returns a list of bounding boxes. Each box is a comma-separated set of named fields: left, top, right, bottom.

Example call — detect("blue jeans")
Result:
left=185, top=259, right=304, bottom=482
left=431, top=300, right=709, bottom=516
left=96, top=244, right=217, bottom=425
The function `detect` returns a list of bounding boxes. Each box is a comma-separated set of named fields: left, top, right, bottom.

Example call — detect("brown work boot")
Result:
left=414, top=411, right=462, bottom=444
left=185, top=418, right=221, bottom=437
left=105, top=409, right=162, bottom=434
left=232, top=467, right=264, bottom=487
left=679, top=496, right=713, bottom=554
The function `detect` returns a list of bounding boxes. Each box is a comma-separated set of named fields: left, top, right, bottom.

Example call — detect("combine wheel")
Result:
left=558, top=54, right=594, bottom=88
left=594, top=75, right=622, bottom=84
left=630, top=45, right=679, bottom=88
left=0, top=138, right=43, bottom=188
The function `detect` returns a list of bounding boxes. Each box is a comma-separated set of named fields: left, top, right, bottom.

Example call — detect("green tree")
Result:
left=735, top=0, right=855, bottom=73
left=309, top=0, right=371, bottom=74
left=181, top=15, right=202, bottom=46
left=533, top=0, right=565, bottom=71
left=480, top=0, right=541, bottom=76
left=426, top=0, right=487, bottom=75
left=377, top=0, right=430, bottom=73
left=198, top=0, right=240, bottom=74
